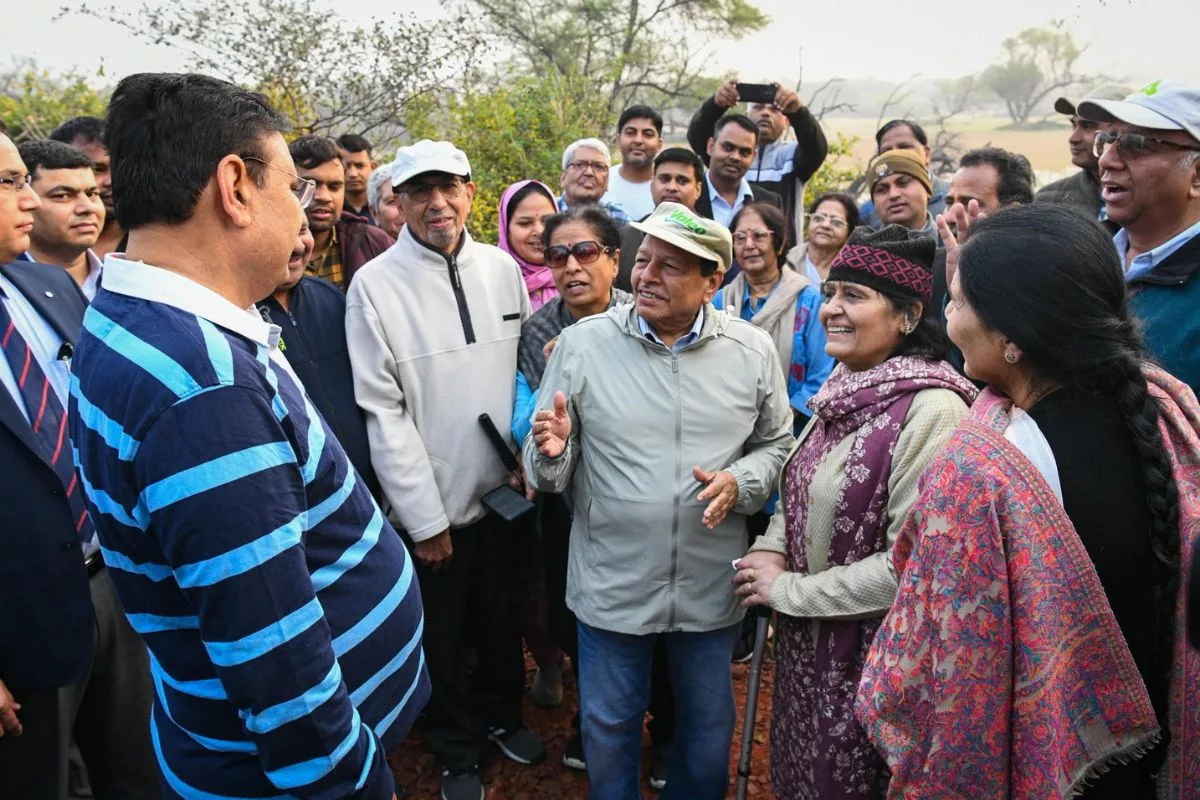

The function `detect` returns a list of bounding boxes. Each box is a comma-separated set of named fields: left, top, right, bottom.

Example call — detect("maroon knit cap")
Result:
left=826, top=224, right=935, bottom=301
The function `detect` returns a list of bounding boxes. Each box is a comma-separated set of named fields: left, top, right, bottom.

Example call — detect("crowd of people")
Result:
left=1, top=67, right=1199, bottom=800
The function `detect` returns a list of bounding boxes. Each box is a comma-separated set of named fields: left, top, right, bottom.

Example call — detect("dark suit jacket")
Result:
left=695, top=181, right=783, bottom=224
left=0, top=261, right=95, bottom=692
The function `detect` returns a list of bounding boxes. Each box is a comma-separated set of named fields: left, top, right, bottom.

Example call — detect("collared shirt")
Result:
left=307, top=225, right=343, bottom=288
left=637, top=307, right=705, bottom=353
left=69, top=255, right=428, bottom=798
left=705, top=173, right=755, bottom=229
left=556, top=195, right=631, bottom=226
left=0, top=273, right=72, bottom=423
left=18, top=249, right=103, bottom=300
left=1116, top=218, right=1200, bottom=283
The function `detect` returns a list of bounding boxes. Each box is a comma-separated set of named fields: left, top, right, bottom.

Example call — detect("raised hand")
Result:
left=935, top=199, right=985, bottom=288
left=533, top=391, right=571, bottom=458
left=715, top=78, right=740, bottom=109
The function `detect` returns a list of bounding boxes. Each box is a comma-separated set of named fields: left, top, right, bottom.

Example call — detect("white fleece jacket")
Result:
left=345, top=226, right=531, bottom=540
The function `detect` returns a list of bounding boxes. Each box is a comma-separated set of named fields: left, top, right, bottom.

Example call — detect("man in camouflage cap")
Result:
left=523, top=202, right=794, bottom=799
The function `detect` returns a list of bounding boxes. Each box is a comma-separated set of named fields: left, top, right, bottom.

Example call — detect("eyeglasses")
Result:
left=566, top=161, right=610, bottom=174
left=400, top=180, right=466, bottom=203
left=809, top=212, right=848, bottom=230
left=243, top=157, right=316, bottom=208
left=544, top=240, right=614, bottom=269
left=0, top=174, right=34, bottom=193
left=1093, top=130, right=1200, bottom=160
left=732, top=229, right=772, bottom=245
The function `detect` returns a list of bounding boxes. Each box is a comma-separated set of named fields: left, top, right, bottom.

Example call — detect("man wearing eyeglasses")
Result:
left=1035, top=85, right=1131, bottom=226
left=1078, top=81, right=1200, bottom=394
left=346, top=139, right=544, bottom=800
left=558, top=138, right=630, bottom=225
left=0, top=130, right=160, bottom=800
left=69, top=73, right=429, bottom=800
left=290, top=135, right=393, bottom=291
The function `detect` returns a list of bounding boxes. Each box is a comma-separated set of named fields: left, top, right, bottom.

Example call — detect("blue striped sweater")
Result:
left=68, top=259, right=429, bottom=799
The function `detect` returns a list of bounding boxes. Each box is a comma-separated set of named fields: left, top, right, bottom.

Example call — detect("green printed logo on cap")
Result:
left=666, top=208, right=708, bottom=235
left=1140, top=80, right=1162, bottom=97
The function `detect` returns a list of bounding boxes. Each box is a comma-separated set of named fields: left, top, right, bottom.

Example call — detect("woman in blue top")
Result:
left=715, top=202, right=835, bottom=661
left=715, top=202, right=834, bottom=430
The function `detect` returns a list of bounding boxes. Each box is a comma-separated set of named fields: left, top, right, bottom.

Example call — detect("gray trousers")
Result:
left=0, top=567, right=160, bottom=800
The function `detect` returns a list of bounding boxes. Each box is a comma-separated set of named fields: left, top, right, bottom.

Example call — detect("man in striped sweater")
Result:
left=68, top=72, right=429, bottom=800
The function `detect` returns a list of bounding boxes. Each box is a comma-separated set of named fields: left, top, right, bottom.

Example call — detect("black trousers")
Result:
left=0, top=568, right=159, bottom=800
left=540, top=493, right=675, bottom=749
left=414, top=516, right=526, bottom=772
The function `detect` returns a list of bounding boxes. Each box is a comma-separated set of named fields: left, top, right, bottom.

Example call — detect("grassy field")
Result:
left=823, top=115, right=1076, bottom=186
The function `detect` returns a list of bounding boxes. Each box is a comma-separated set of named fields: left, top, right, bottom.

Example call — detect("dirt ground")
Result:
left=388, top=651, right=777, bottom=800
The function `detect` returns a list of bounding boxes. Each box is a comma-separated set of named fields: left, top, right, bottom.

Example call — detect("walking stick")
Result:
left=735, top=614, right=771, bottom=800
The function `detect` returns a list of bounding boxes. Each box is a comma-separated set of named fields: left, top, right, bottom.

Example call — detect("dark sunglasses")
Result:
left=1093, top=129, right=1200, bottom=160
left=544, top=240, right=614, bottom=269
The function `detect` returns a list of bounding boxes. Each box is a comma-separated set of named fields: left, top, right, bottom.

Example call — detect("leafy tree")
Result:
left=67, top=0, right=483, bottom=139
left=405, top=72, right=612, bottom=245
left=462, top=0, right=768, bottom=113
left=0, top=59, right=109, bottom=141
left=802, top=131, right=861, bottom=209
left=981, top=21, right=1086, bottom=125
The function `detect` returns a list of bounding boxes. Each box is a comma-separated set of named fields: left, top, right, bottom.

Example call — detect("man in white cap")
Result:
left=1035, top=84, right=1131, bottom=224
left=1078, top=81, right=1200, bottom=394
left=523, top=202, right=793, bottom=800
left=345, top=140, right=542, bottom=800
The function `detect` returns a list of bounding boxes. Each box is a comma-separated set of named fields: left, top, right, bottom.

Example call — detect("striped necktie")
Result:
left=0, top=292, right=94, bottom=545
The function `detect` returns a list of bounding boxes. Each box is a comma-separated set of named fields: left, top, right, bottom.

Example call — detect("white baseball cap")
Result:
left=1077, top=80, right=1200, bottom=145
left=390, top=139, right=472, bottom=189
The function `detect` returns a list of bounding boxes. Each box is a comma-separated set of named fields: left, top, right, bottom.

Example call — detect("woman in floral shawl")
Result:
left=857, top=203, right=1200, bottom=799
left=732, top=225, right=977, bottom=799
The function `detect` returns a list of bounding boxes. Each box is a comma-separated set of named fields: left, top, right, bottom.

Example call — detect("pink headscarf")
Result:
left=498, top=179, right=558, bottom=312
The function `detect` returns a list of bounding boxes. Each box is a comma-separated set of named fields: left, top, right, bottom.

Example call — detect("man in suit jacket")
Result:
left=0, top=132, right=158, bottom=800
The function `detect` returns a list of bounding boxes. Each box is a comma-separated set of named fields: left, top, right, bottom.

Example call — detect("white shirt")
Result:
left=705, top=174, right=755, bottom=229
left=602, top=168, right=656, bottom=221
left=0, top=273, right=72, bottom=423
left=80, top=250, right=103, bottom=301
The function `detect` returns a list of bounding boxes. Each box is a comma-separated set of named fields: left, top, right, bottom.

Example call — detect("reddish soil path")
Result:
left=389, top=652, right=777, bottom=799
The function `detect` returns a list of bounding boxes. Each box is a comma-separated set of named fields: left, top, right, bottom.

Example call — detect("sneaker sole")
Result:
left=649, top=776, right=667, bottom=791
left=562, top=753, right=587, bottom=771
left=488, top=733, right=545, bottom=765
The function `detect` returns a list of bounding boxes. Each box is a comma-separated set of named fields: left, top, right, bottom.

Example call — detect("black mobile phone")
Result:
left=735, top=82, right=777, bottom=105
left=481, top=485, right=535, bottom=522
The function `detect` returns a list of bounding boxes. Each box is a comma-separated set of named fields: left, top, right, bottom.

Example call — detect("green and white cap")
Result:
left=630, top=202, right=733, bottom=273
left=1077, top=80, right=1200, bottom=145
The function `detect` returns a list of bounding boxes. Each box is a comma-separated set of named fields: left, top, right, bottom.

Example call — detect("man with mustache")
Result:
left=258, top=221, right=380, bottom=502
left=867, top=149, right=937, bottom=242
left=697, top=115, right=782, bottom=229
left=290, top=135, right=392, bottom=291
left=1078, top=81, right=1200, bottom=395
left=49, top=117, right=124, bottom=259
left=18, top=140, right=106, bottom=299
left=688, top=79, right=827, bottom=247
left=617, top=147, right=706, bottom=290
left=1036, top=84, right=1131, bottom=225
left=557, top=138, right=629, bottom=224
left=346, top=139, right=543, bottom=800
left=336, top=133, right=378, bottom=224
left=601, top=105, right=664, bottom=222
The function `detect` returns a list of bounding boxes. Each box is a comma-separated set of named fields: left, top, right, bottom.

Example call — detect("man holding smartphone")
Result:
left=688, top=78, right=829, bottom=247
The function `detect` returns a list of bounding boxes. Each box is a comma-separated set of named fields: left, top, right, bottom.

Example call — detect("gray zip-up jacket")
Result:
left=523, top=303, right=794, bottom=635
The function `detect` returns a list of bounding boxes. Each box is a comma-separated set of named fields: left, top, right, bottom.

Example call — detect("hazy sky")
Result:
left=13, top=0, right=1199, bottom=88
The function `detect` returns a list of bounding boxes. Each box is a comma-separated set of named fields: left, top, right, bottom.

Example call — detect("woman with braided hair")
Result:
left=857, top=203, right=1200, bottom=799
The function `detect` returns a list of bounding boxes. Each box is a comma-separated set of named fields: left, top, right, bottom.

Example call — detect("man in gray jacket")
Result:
left=346, top=140, right=542, bottom=800
left=524, top=202, right=793, bottom=800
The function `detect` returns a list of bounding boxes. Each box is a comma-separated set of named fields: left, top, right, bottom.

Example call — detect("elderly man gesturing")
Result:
left=523, top=202, right=793, bottom=800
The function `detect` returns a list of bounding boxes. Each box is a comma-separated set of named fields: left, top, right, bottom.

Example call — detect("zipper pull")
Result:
left=671, top=355, right=679, bottom=373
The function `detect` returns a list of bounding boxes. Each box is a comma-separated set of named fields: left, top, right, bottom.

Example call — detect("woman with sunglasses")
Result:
left=787, top=192, right=861, bottom=287
left=511, top=205, right=632, bottom=769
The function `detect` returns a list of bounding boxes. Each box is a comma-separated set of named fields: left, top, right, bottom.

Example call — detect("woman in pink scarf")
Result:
left=732, top=225, right=977, bottom=799
left=857, top=204, right=1200, bottom=799
left=499, top=180, right=559, bottom=311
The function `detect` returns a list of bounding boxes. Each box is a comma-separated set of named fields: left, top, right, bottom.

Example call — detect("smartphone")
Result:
left=736, top=83, right=777, bottom=105
left=481, top=485, right=535, bottom=522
